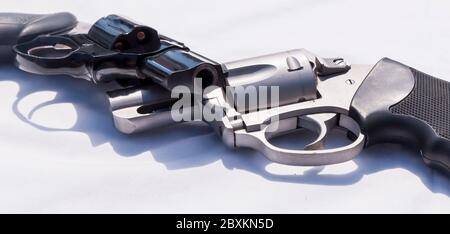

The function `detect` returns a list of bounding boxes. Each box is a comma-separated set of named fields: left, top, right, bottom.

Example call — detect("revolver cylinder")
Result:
left=225, top=50, right=318, bottom=113
left=88, top=14, right=161, bottom=52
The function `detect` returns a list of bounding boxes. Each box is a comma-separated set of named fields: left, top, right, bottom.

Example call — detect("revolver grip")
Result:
left=0, top=12, right=77, bottom=62
left=350, top=58, right=450, bottom=173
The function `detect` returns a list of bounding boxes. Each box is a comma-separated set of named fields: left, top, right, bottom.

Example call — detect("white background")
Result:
left=0, top=0, right=449, bottom=213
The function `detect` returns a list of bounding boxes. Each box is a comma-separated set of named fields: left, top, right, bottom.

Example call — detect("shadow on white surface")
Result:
left=0, top=65, right=449, bottom=196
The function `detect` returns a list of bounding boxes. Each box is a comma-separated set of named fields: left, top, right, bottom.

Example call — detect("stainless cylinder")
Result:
left=224, top=49, right=318, bottom=113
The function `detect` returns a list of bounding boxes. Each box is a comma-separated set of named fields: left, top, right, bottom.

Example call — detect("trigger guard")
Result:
left=234, top=114, right=365, bottom=166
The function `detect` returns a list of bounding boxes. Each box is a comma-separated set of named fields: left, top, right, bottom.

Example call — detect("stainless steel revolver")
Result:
left=2, top=12, right=449, bottom=173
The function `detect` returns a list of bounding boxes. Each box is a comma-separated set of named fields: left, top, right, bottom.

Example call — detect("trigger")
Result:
left=299, top=113, right=338, bottom=150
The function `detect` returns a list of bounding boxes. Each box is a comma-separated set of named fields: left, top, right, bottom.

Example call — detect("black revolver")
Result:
left=1, top=12, right=449, bottom=174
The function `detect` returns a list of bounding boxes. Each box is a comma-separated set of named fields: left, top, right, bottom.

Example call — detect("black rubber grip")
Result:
left=0, top=12, right=77, bottom=63
left=390, top=69, right=450, bottom=140
left=350, top=58, right=450, bottom=173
